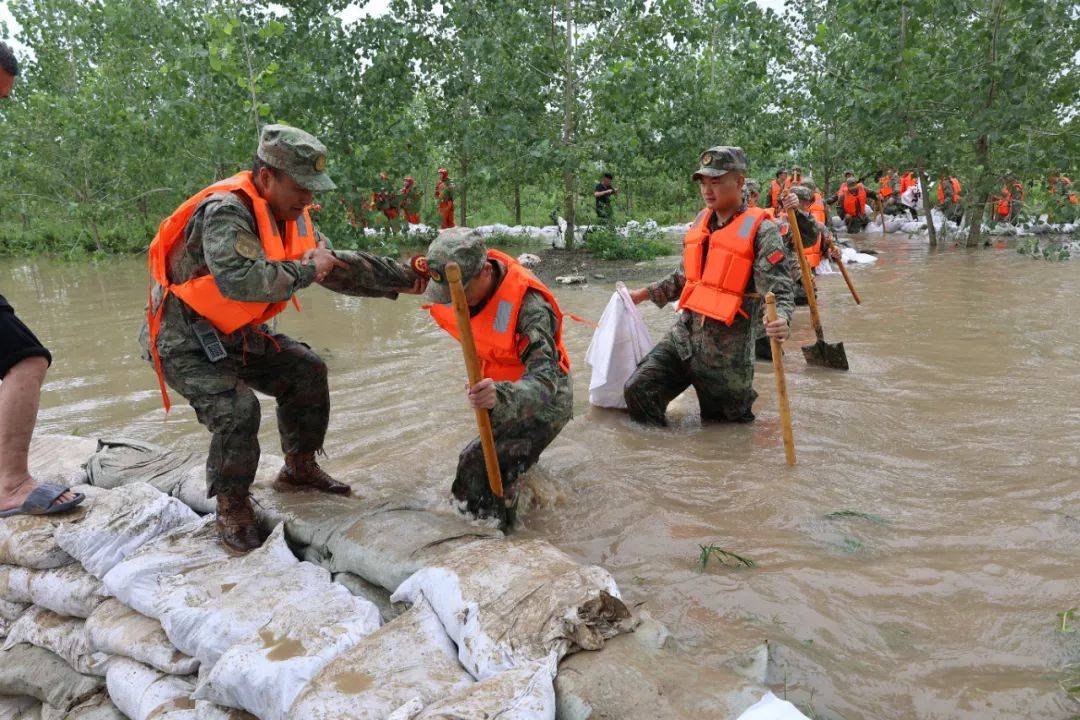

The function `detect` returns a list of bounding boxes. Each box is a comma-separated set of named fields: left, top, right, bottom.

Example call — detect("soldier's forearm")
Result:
left=214, top=259, right=315, bottom=303
left=318, top=250, right=418, bottom=297
left=647, top=270, right=685, bottom=307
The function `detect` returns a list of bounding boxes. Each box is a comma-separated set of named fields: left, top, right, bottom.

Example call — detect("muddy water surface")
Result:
left=2, top=233, right=1078, bottom=719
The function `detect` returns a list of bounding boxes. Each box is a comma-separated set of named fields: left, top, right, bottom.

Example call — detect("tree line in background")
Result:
left=0, top=0, right=1076, bottom=255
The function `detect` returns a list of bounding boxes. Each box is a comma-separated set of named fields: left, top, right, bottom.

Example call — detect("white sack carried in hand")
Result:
left=286, top=597, right=472, bottom=720
left=0, top=643, right=104, bottom=710
left=2, top=564, right=108, bottom=619
left=585, top=282, right=654, bottom=409
left=105, top=658, right=194, bottom=720
left=391, top=539, right=633, bottom=680
left=3, top=606, right=110, bottom=676
left=102, top=516, right=230, bottom=620
left=54, top=482, right=198, bottom=579
left=402, top=655, right=558, bottom=720
left=86, top=599, right=198, bottom=676
left=193, top=570, right=380, bottom=720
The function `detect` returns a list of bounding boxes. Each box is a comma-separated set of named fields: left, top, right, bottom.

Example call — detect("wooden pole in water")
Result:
left=765, top=292, right=795, bottom=466
left=445, top=262, right=504, bottom=498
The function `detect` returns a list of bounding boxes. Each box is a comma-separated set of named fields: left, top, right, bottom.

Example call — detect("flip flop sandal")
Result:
left=0, top=483, right=85, bottom=518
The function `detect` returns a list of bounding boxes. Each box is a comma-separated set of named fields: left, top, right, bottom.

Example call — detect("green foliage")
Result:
left=1016, top=237, right=1071, bottom=261
left=698, top=544, right=756, bottom=570
left=584, top=223, right=671, bottom=261
left=1059, top=608, right=1078, bottom=634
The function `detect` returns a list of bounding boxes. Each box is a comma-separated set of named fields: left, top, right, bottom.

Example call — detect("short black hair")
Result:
left=601, top=172, right=613, bottom=180
left=252, top=154, right=279, bottom=178
left=0, top=41, right=19, bottom=77
left=775, top=169, right=787, bottom=178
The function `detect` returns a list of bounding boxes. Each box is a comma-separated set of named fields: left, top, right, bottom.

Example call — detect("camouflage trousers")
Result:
left=453, top=395, right=572, bottom=527
left=624, top=313, right=757, bottom=426
left=159, top=331, right=329, bottom=497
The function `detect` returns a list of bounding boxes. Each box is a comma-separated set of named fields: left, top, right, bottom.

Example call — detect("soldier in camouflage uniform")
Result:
left=423, top=229, right=572, bottom=528
left=140, top=125, right=423, bottom=552
left=624, top=147, right=794, bottom=426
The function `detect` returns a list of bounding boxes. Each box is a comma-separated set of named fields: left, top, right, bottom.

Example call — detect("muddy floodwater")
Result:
left=2, top=233, right=1078, bottom=719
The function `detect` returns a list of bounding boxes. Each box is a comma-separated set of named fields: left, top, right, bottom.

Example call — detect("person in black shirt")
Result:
left=594, top=172, right=617, bottom=224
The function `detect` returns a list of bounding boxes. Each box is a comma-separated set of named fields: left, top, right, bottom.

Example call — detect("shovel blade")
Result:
left=802, top=340, right=849, bottom=370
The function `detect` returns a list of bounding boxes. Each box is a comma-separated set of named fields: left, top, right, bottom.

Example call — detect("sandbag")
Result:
left=83, top=439, right=200, bottom=496
left=0, top=599, right=28, bottom=622
left=391, top=539, right=632, bottom=680
left=41, top=692, right=125, bottom=720
left=2, top=607, right=109, bottom=677
left=27, top=565, right=107, bottom=620
left=0, top=512, right=76, bottom=571
left=0, top=617, right=10, bottom=640
left=0, top=696, right=41, bottom=720
left=403, top=656, right=557, bottom=720
left=585, top=282, right=654, bottom=409
left=0, top=644, right=103, bottom=710
left=735, top=692, right=811, bottom=720
left=285, top=598, right=473, bottom=720
left=104, top=659, right=194, bottom=720
left=194, top=701, right=256, bottom=720
left=54, top=482, right=198, bottom=579
left=102, top=517, right=229, bottom=620
left=0, top=566, right=31, bottom=605
left=193, top=569, right=381, bottom=720
left=85, top=599, right=198, bottom=676
left=27, top=436, right=99, bottom=490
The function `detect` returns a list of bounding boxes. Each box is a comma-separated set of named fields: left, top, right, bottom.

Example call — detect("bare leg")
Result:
left=0, top=356, right=74, bottom=511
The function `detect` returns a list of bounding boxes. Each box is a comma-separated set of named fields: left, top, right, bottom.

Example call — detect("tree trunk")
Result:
left=513, top=182, right=522, bottom=226
left=965, top=0, right=1003, bottom=248
left=917, top=161, right=937, bottom=246
left=561, top=0, right=576, bottom=249
left=460, top=156, right=469, bottom=227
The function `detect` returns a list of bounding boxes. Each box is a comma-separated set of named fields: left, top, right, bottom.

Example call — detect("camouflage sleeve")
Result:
left=317, top=250, right=419, bottom=299
left=646, top=261, right=686, bottom=307
left=493, top=291, right=564, bottom=412
left=793, top=209, right=820, bottom=248
left=202, top=196, right=316, bottom=302
left=753, top=219, right=795, bottom=323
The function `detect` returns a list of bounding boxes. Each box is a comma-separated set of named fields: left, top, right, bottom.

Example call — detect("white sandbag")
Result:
left=102, top=517, right=229, bottom=620
left=585, top=282, right=654, bottom=409
left=0, top=566, right=32, bottom=605
left=86, top=599, right=198, bottom=676
left=2, top=607, right=109, bottom=677
left=156, top=525, right=351, bottom=668
left=0, top=599, right=28, bottom=622
left=391, top=539, right=632, bottom=680
left=840, top=247, right=876, bottom=265
left=54, top=482, right=198, bottom=579
left=194, top=701, right=256, bottom=720
left=83, top=438, right=200, bottom=496
left=0, top=696, right=41, bottom=720
left=193, top=574, right=380, bottom=720
left=27, top=436, right=99, bottom=490
left=285, top=597, right=473, bottom=720
left=43, top=692, right=125, bottom=720
left=0, top=617, right=10, bottom=640
left=735, top=691, right=811, bottom=720
left=25, top=565, right=108, bottom=619
left=0, top=644, right=103, bottom=710
left=0, top=514, right=76, bottom=571
left=104, top=659, right=194, bottom=720
left=404, top=656, right=557, bottom=720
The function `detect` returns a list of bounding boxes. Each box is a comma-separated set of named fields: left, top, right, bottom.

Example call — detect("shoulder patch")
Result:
left=234, top=230, right=263, bottom=260
left=767, top=250, right=785, bottom=265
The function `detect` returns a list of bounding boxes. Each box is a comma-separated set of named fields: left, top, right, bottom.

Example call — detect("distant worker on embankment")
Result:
left=436, top=168, right=456, bottom=229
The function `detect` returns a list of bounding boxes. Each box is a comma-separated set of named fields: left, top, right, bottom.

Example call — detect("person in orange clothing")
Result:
left=936, top=173, right=963, bottom=223
left=1049, top=174, right=1078, bottom=222
left=435, top=168, right=456, bottom=229
left=372, top=171, right=399, bottom=225
left=899, top=171, right=916, bottom=195
left=400, top=176, right=421, bottom=225
left=784, top=166, right=803, bottom=191
left=769, top=169, right=788, bottom=214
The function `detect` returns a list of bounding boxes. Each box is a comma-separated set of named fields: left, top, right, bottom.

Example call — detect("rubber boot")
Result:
left=273, top=452, right=350, bottom=495
left=215, top=491, right=262, bottom=554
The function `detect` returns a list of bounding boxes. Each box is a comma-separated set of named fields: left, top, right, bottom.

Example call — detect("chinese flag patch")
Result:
left=767, top=250, right=785, bottom=264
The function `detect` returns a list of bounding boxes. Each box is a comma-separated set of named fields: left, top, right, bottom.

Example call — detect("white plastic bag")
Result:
left=285, top=597, right=473, bottom=720
left=102, top=516, right=230, bottom=620
left=405, top=655, right=558, bottom=720
left=3, top=607, right=110, bottom=676
left=2, top=564, right=108, bottom=619
left=735, top=691, right=810, bottom=720
left=54, top=482, right=198, bottom=579
left=391, top=539, right=632, bottom=680
left=86, top=599, right=198, bottom=676
left=585, top=282, right=654, bottom=409
left=193, top=572, right=381, bottom=720
left=104, top=659, right=194, bottom=720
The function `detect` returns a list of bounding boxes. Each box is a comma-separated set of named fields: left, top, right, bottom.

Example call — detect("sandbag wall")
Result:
left=1, top=437, right=656, bottom=720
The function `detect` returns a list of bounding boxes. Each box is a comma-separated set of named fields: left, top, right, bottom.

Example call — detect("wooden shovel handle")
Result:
left=765, top=292, right=796, bottom=466
left=446, top=262, right=504, bottom=498
left=831, top=244, right=862, bottom=304
left=787, top=208, right=825, bottom=342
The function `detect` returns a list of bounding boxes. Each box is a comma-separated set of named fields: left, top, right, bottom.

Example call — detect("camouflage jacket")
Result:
left=140, top=192, right=416, bottom=360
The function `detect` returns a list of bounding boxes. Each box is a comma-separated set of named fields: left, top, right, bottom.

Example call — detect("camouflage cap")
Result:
left=799, top=179, right=818, bottom=193
left=257, top=124, right=336, bottom=192
left=744, top=179, right=761, bottom=194
left=791, top=185, right=813, bottom=202
left=692, top=146, right=747, bottom=181
left=846, top=176, right=859, bottom=185
left=843, top=169, right=855, bottom=176
left=425, top=227, right=488, bottom=304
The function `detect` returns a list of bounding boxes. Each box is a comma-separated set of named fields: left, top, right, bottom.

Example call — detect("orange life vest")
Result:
left=427, top=249, right=570, bottom=382
left=995, top=186, right=1012, bottom=217
left=842, top=185, right=867, bottom=216
left=937, top=177, right=961, bottom=204
left=878, top=175, right=894, bottom=198
left=769, top=180, right=783, bottom=211
left=146, top=171, right=317, bottom=410
left=802, top=230, right=823, bottom=269
left=899, top=173, right=916, bottom=194
left=677, top=206, right=770, bottom=325
left=809, top=194, right=826, bottom=225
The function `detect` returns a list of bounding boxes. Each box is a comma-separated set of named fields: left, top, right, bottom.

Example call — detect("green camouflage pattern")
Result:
left=692, top=146, right=748, bottom=180
left=624, top=203, right=794, bottom=425
left=257, top=124, right=335, bottom=192
left=425, top=227, right=488, bottom=304
left=139, top=192, right=417, bottom=496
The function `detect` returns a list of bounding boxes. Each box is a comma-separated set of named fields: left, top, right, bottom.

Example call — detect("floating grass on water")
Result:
left=824, top=510, right=887, bottom=525
left=1059, top=608, right=1077, bottom=634
left=699, top=544, right=756, bottom=570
